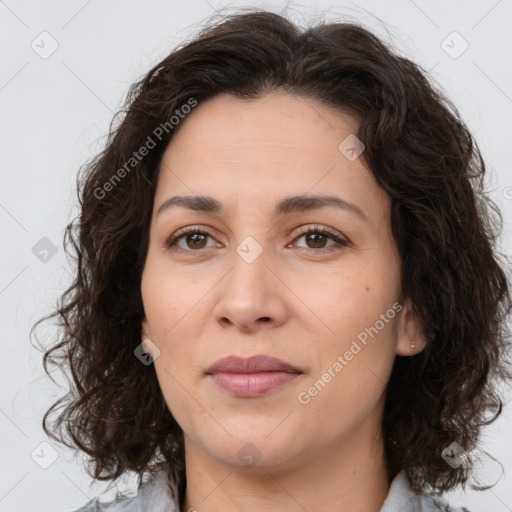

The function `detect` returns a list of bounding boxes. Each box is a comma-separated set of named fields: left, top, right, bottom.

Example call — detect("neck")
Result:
left=180, top=419, right=391, bottom=512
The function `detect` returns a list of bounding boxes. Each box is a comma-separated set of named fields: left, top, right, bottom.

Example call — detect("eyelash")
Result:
left=165, top=224, right=349, bottom=254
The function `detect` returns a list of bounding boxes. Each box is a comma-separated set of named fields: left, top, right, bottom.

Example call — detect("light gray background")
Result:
left=1, top=1, right=512, bottom=510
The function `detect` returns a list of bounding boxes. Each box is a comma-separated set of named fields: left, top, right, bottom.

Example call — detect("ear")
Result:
left=141, top=315, right=151, bottom=342
left=395, top=297, right=426, bottom=357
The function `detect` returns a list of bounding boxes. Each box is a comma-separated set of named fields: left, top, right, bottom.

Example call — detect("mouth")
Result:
left=205, top=355, right=303, bottom=397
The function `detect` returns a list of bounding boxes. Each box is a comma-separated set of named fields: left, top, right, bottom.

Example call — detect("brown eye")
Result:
left=304, top=232, right=329, bottom=249
left=166, top=225, right=349, bottom=254
left=293, top=226, right=349, bottom=252
left=167, top=229, right=216, bottom=251
left=184, top=232, right=208, bottom=249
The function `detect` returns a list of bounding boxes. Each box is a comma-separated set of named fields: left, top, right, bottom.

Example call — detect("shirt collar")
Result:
left=379, top=469, right=438, bottom=512
left=137, top=466, right=439, bottom=512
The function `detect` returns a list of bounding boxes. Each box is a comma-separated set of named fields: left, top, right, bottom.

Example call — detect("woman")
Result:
left=35, top=9, right=511, bottom=512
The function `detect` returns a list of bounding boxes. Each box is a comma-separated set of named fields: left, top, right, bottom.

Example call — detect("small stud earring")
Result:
left=410, top=339, right=415, bottom=354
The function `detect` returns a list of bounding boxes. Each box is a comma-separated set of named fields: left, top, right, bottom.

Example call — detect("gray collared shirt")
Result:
left=70, top=468, right=470, bottom=512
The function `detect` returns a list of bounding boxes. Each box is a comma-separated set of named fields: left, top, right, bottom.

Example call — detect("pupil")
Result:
left=189, top=233, right=206, bottom=248
left=308, top=233, right=325, bottom=248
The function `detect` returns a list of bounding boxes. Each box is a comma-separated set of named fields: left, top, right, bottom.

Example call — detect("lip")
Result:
left=206, top=355, right=301, bottom=374
left=205, top=355, right=302, bottom=397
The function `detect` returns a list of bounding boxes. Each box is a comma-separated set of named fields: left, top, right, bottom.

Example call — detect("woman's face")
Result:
left=141, top=91, right=422, bottom=471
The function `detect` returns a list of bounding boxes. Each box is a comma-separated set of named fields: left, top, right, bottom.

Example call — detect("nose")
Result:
left=213, top=243, right=288, bottom=333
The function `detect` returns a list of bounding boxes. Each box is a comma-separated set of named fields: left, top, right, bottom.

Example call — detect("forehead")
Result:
left=154, top=92, right=389, bottom=230
left=166, top=91, right=362, bottom=157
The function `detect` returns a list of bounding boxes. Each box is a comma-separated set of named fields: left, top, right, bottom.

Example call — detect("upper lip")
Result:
left=205, top=355, right=301, bottom=374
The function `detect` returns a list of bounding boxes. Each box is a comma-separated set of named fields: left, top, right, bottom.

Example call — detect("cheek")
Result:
left=308, top=264, right=399, bottom=338
left=142, top=264, right=209, bottom=340
left=304, top=264, right=400, bottom=394
left=298, top=313, right=398, bottom=430
left=143, top=278, right=209, bottom=378
left=153, top=359, right=211, bottom=437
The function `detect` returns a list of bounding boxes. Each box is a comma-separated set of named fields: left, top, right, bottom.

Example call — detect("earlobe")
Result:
left=395, top=298, right=426, bottom=357
left=140, top=318, right=158, bottom=359
left=141, top=316, right=151, bottom=341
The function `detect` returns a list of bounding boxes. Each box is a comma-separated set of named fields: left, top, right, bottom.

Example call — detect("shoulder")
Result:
left=66, top=468, right=178, bottom=512
left=381, top=469, right=472, bottom=512
left=399, top=489, right=472, bottom=512
left=416, top=487, right=473, bottom=512
left=68, top=496, right=138, bottom=511
left=430, top=499, right=472, bottom=512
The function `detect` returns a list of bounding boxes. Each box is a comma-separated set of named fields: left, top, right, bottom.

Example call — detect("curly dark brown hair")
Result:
left=32, top=7, right=512, bottom=503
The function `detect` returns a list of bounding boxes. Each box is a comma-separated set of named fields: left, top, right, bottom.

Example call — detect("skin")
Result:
left=140, top=91, right=425, bottom=512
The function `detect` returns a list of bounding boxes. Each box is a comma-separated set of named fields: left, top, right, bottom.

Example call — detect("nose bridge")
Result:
left=214, top=233, right=287, bottom=330
left=224, top=235, right=270, bottom=305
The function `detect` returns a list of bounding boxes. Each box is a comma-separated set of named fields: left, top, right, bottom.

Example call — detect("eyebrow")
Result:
left=156, top=194, right=368, bottom=222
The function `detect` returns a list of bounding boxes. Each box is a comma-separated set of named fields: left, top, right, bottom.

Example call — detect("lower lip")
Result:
left=208, top=371, right=300, bottom=397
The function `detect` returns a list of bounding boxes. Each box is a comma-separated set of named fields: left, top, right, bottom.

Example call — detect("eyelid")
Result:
left=293, top=224, right=344, bottom=240
left=165, top=225, right=220, bottom=250
left=290, top=224, right=350, bottom=250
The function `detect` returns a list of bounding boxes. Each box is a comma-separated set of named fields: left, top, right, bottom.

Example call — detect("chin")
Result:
left=209, top=441, right=297, bottom=471
left=217, top=412, right=292, bottom=441
left=194, top=422, right=303, bottom=470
